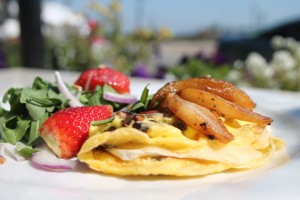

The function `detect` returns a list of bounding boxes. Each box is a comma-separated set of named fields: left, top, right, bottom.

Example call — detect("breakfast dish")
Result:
left=0, top=68, right=298, bottom=199
left=0, top=67, right=285, bottom=177
left=77, top=78, right=284, bottom=176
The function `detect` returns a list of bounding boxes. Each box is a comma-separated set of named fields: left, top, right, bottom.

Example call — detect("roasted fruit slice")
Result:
left=166, top=93, right=234, bottom=143
left=149, top=77, right=256, bottom=110
left=180, top=88, right=273, bottom=125
left=74, top=66, right=130, bottom=93
left=39, top=105, right=113, bottom=158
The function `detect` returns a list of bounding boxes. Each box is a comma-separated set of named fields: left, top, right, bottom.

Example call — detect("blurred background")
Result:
left=0, top=0, right=300, bottom=90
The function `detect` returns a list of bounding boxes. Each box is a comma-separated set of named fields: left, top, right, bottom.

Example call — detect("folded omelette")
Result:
left=77, top=112, right=284, bottom=176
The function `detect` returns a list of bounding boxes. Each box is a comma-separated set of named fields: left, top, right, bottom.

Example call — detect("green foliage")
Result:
left=169, top=59, right=231, bottom=80
left=1, top=0, right=171, bottom=74
left=2, top=40, right=22, bottom=67
left=80, top=84, right=128, bottom=110
left=45, top=33, right=94, bottom=71
left=128, top=85, right=153, bottom=112
left=0, top=77, right=69, bottom=147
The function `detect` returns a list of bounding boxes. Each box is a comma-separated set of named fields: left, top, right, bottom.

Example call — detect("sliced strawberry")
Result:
left=39, top=105, right=113, bottom=158
left=74, top=66, right=130, bottom=93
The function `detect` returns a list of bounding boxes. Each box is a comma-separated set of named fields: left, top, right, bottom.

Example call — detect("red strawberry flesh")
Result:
left=39, top=105, right=113, bottom=158
left=75, top=67, right=130, bottom=93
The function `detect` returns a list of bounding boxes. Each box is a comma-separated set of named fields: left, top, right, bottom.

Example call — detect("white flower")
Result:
left=271, top=50, right=296, bottom=71
left=264, top=67, right=275, bottom=78
left=294, top=46, right=300, bottom=59
left=236, top=36, right=300, bottom=90
left=233, top=60, right=243, bottom=69
left=285, top=70, right=299, bottom=82
left=284, top=37, right=298, bottom=51
left=271, top=35, right=284, bottom=49
left=245, top=52, right=267, bottom=76
left=227, top=70, right=241, bottom=82
left=246, top=52, right=266, bottom=67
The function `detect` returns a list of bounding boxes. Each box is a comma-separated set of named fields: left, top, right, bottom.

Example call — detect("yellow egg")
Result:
left=78, top=117, right=284, bottom=176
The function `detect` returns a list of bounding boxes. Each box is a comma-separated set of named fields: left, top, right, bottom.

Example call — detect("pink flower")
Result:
left=88, top=19, right=98, bottom=31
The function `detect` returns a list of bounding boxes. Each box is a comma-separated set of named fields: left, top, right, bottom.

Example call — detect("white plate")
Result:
left=1, top=69, right=300, bottom=200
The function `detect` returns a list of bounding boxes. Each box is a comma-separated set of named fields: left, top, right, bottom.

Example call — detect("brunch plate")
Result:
left=1, top=68, right=300, bottom=200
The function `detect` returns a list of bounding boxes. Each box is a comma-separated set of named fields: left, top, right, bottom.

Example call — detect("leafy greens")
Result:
left=0, top=76, right=153, bottom=158
left=0, top=77, right=70, bottom=156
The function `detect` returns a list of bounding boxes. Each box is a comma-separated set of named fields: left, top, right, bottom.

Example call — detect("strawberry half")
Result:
left=39, top=105, right=113, bottom=158
left=74, top=66, right=130, bottom=93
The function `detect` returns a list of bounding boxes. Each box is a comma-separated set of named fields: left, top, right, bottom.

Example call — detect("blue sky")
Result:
left=57, top=0, right=300, bottom=35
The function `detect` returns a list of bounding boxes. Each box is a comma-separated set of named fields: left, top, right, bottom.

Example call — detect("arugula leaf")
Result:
left=26, top=103, right=47, bottom=121
left=19, top=88, right=63, bottom=120
left=140, top=84, right=150, bottom=107
left=91, top=116, right=115, bottom=126
left=88, top=86, right=103, bottom=106
left=20, top=88, right=48, bottom=103
left=47, top=89, right=69, bottom=107
left=129, top=85, right=152, bottom=112
left=81, top=84, right=128, bottom=110
left=0, top=77, right=70, bottom=152
left=129, top=102, right=145, bottom=111
left=0, top=107, right=4, bottom=116
left=103, top=84, right=118, bottom=93
left=87, top=84, right=118, bottom=106
left=47, top=89, right=58, bottom=99
left=0, top=117, right=30, bottom=144
left=32, top=77, right=57, bottom=91
left=32, top=77, right=49, bottom=89
left=2, top=88, right=26, bottom=115
left=28, top=113, right=48, bottom=145
left=16, top=142, right=38, bottom=158
left=79, top=92, right=89, bottom=104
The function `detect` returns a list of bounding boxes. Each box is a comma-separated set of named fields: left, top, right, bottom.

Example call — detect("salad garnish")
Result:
left=0, top=67, right=136, bottom=164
